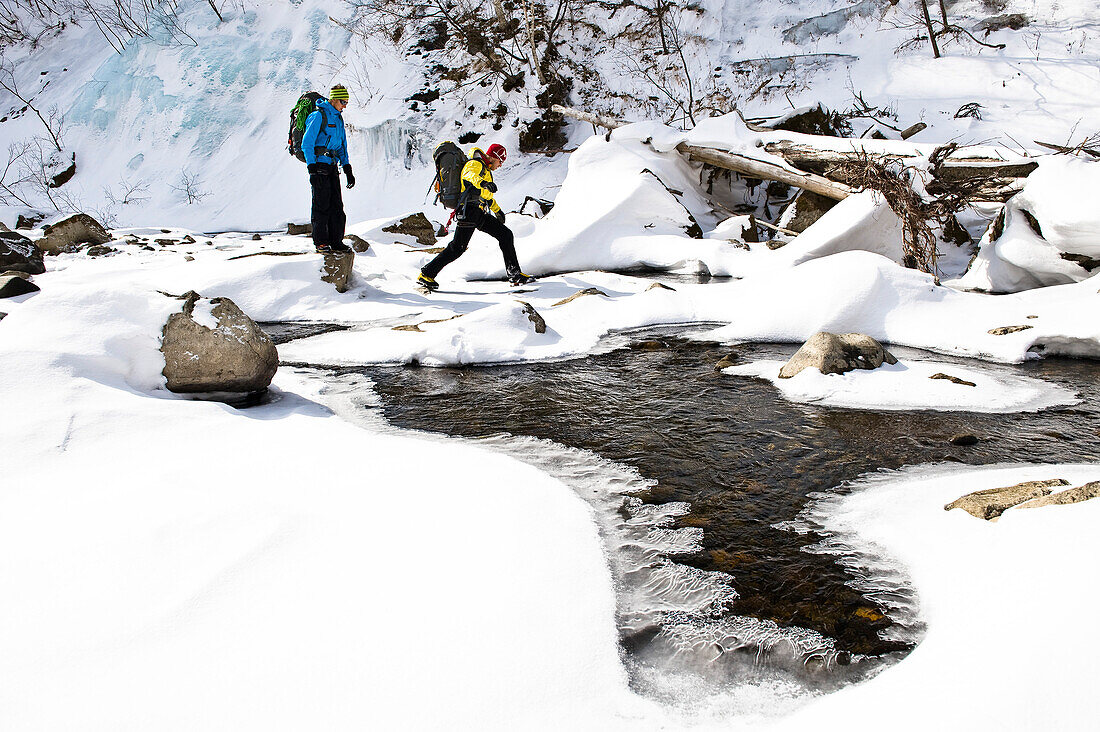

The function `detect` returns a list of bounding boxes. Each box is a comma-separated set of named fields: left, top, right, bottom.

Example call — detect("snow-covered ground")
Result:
left=4, top=0, right=1100, bottom=728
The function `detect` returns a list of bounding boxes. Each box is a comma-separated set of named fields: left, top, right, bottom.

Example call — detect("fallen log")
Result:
left=679, top=144, right=854, bottom=200
left=552, top=104, right=854, bottom=201
left=763, top=141, right=1033, bottom=202
left=762, top=140, right=1039, bottom=179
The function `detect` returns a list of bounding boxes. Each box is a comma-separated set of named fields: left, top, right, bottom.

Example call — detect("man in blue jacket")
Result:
left=302, top=84, right=355, bottom=253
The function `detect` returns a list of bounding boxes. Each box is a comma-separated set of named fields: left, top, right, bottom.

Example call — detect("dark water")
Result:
left=353, top=336, right=1100, bottom=664
left=263, top=317, right=1099, bottom=698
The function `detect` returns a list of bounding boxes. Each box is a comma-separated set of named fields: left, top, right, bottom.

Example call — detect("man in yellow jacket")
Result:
left=418, top=143, right=534, bottom=290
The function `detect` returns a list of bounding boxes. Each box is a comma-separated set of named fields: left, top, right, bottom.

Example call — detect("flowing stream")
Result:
left=267, top=323, right=1100, bottom=708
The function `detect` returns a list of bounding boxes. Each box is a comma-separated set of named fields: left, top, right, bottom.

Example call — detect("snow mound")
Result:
left=725, top=358, right=1078, bottom=413
left=283, top=299, right=561, bottom=366
left=953, top=157, right=1100, bottom=293
left=776, top=191, right=905, bottom=267
left=781, top=463, right=1100, bottom=731
left=0, top=283, right=178, bottom=393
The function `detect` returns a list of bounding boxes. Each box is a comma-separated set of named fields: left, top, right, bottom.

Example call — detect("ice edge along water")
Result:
left=311, top=368, right=916, bottom=718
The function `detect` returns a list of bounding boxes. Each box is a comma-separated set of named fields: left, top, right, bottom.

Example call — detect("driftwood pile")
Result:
left=552, top=104, right=1033, bottom=204
left=552, top=104, right=1039, bottom=273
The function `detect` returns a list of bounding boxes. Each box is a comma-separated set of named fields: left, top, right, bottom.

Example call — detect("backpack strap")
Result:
left=312, top=103, right=335, bottom=161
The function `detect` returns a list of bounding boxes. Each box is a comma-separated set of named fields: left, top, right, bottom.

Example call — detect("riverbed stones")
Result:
left=988, top=325, right=1033, bottom=335
left=16, top=213, right=44, bottom=230
left=0, top=231, right=45, bottom=274
left=931, top=372, right=977, bottom=387
left=382, top=213, right=436, bottom=246
left=553, top=287, right=607, bottom=307
left=517, top=301, right=547, bottom=334
left=347, top=234, right=370, bottom=252
left=0, top=273, right=39, bottom=298
left=321, top=251, right=354, bottom=293
left=778, top=190, right=838, bottom=233
left=1015, top=481, right=1100, bottom=510
left=714, top=352, right=741, bottom=370
left=944, top=478, right=1069, bottom=520
left=779, top=332, right=897, bottom=379
left=160, top=290, right=278, bottom=393
left=36, top=213, right=111, bottom=255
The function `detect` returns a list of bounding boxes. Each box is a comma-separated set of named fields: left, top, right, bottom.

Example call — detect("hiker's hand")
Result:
left=483, top=181, right=497, bottom=193
left=495, top=210, right=505, bottom=223
left=307, top=163, right=328, bottom=175
left=343, top=165, right=355, bottom=189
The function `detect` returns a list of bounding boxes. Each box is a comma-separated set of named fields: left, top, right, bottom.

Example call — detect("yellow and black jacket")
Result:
left=458, top=148, right=502, bottom=214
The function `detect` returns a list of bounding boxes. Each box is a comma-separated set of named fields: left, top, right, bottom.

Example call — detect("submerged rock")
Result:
left=714, top=352, right=741, bottom=370
left=779, top=332, right=897, bottom=379
left=944, top=478, right=1069, bottom=520
left=0, top=231, right=45, bottom=274
left=321, top=251, right=354, bottom=293
left=160, top=291, right=278, bottom=393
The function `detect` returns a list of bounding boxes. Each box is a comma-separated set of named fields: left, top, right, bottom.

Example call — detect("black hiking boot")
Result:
left=417, top=272, right=440, bottom=292
left=508, top=271, right=536, bottom=286
left=316, top=241, right=351, bottom=253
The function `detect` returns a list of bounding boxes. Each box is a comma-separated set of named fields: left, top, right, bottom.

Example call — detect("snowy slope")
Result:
left=0, top=0, right=1098, bottom=232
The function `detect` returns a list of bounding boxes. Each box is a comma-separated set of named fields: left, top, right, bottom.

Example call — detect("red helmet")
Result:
left=485, top=143, right=507, bottom=163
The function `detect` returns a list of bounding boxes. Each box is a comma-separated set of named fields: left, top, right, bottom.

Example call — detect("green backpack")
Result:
left=287, top=91, right=327, bottom=163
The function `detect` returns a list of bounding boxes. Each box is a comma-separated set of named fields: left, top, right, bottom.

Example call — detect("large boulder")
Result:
left=777, top=190, right=839, bottom=234
left=1016, top=481, right=1100, bottom=510
left=36, top=214, right=111, bottom=255
left=160, top=291, right=278, bottom=393
left=945, top=478, right=1068, bottom=520
left=382, top=213, right=437, bottom=246
left=779, top=332, right=897, bottom=379
left=0, top=273, right=39, bottom=298
left=0, top=231, right=45, bottom=274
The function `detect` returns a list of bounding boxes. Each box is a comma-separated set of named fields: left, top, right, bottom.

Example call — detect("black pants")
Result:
left=422, top=204, right=520, bottom=279
left=310, top=164, right=345, bottom=249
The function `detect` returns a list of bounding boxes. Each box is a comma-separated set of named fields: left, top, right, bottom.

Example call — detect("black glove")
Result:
left=483, top=181, right=497, bottom=193
left=343, top=165, right=355, bottom=189
left=307, top=163, right=329, bottom=175
left=494, top=210, right=506, bottom=223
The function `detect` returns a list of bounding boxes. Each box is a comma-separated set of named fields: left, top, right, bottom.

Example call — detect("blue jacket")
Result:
left=302, top=99, right=349, bottom=166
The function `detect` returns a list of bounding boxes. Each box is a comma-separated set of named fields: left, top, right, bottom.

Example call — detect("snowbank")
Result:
left=0, top=281, right=659, bottom=731
left=953, top=157, right=1100, bottom=293
left=777, top=463, right=1100, bottom=731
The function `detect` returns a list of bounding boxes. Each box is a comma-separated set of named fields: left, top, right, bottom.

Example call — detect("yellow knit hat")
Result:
left=330, top=84, right=350, bottom=102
